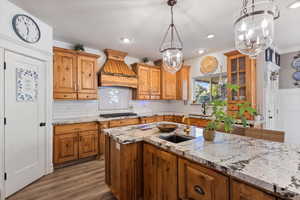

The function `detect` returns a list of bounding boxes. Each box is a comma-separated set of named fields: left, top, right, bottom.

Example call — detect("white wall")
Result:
left=278, top=89, right=300, bottom=144
left=0, top=0, right=53, bottom=198
left=53, top=41, right=172, bottom=119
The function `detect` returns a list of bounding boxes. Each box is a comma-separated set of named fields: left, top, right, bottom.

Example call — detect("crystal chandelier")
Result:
left=234, top=0, right=280, bottom=58
left=160, top=0, right=183, bottom=73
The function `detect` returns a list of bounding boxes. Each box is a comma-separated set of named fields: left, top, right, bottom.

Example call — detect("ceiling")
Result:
left=10, top=0, right=300, bottom=59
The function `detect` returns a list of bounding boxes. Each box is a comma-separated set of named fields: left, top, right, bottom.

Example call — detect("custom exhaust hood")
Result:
left=99, top=49, right=138, bottom=88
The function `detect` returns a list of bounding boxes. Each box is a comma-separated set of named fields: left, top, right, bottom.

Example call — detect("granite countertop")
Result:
left=104, top=122, right=300, bottom=200
left=52, top=112, right=186, bottom=125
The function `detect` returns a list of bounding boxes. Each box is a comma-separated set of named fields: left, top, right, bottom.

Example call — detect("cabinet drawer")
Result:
left=54, top=93, right=77, bottom=100
left=150, top=95, right=161, bottom=100
left=231, top=180, right=275, bottom=200
left=109, top=118, right=140, bottom=128
left=156, top=116, right=164, bottom=122
left=164, top=115, right=174, bottom=122
left=179, top=158, right=229, bottom=200
left=99, top=121, right=109, bottom=129
left=174, top=116, right=183, bottom=123
left=77, top=93, right=98, bottom=100
left=55, top=122, right=98, bottom=135
left=137, top=95, right=150, bottom=100
left=140, top=117, right=157, bottom=124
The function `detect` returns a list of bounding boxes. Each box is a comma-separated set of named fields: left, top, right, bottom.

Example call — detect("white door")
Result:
left=4, top=51, right=46, bottom=197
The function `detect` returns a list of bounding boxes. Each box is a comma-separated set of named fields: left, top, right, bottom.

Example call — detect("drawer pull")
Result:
left=194, top=185, right=205, bottom=195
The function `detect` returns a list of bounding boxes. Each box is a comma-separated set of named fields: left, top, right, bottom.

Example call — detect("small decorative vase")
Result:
left=203, top=130, right=215, bottom=141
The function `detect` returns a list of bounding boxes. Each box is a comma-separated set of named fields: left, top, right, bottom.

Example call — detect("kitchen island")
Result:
left=104, top=122, right=300, bottom=200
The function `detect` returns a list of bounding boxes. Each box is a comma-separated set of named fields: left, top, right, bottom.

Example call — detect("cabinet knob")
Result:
left=194, top=185, right=205, bottom=195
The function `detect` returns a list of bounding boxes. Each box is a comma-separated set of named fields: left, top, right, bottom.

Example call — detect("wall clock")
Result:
left=12, top=14, right=41, bottom=43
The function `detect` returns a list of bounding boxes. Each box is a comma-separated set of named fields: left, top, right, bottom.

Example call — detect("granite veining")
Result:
left=104, top=122, right=300, bottom=200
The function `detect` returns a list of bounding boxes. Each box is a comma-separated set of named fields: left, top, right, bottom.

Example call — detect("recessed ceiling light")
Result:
left=289, top=0, right=300, bottom=9
left=197, top=49, right=206, bottom=54
left=120, top=37, right=132, bottom=44
left=207, top=34, right=215, bottom=39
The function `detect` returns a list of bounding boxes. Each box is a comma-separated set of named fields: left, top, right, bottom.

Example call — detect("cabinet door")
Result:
left=144, top=144, right=158, bottom=200
left=77, top=55, right=98, bottom=95
left=150, top=67, right=161, bottom=99
left=138, top=65, right=151, bottom=99
left=54, top=133, right=78, bottom=164
left=177, top=65, right=190, bottom=100
left=144, top=143, right=178, bottom=200
left=231, top=180, right=275, bottom=200
left=162, top=68, right=177, bottom=100
left=53, top=51, right=77, bottom=98
left=156, top=148, right=178, bottom=200
left=78, top=130, right=98, bottom=159
left=179, top=158, right=229, bottom=200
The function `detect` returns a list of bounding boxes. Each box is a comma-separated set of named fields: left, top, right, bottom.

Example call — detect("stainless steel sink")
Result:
left=159, top=134, right=194, bottom=144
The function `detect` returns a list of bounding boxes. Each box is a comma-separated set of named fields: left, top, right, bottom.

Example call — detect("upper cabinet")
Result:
left=161, top=67, right=177, bottom=100
left=177, top=65, right=190, bottom=100
left=225, top=51, right=256, bottom=119
left=132, top=62, right=190, bottom=101
left=132, top=63, right=161, bottom=100
left=53, top=47, right=100, bottom=100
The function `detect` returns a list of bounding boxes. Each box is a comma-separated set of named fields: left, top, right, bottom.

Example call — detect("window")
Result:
left=192, top=73, right=227, bottom=104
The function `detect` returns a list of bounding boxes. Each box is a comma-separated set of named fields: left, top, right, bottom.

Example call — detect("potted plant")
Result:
left=204, top=84, right=257, bottom=141
left=74, top=44, right=85, bottom=52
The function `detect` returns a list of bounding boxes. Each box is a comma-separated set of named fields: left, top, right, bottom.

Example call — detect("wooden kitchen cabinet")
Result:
left=225, top=50, right=256, bottom=119
left=53, top=47, right=100, bottom=100
left=54, top=133, right=79, bottom=164
left=144, top=143, right=178, bottom=200
left=161, top=67, right=177, bottom=100
left=231, top=180, right=276, bottom=200
left=188, top=117, right=211, bottom=128
left=78, top=130, right=98, bottom=159
left=132, top=63, right=161, bottom=100
left=53, top=50, right=77, bottom=99
left=179, top=158, right=229, bottom=200
left=177, top=65, right=191, bottom=100
left=109, top=118, right=140, bottom=128
left=108, top=139, right=143, bottom=200
left=54, top=122, right=99, bottom=165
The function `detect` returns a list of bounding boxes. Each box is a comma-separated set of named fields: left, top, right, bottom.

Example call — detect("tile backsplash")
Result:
left=53, top=87, right=173, bottom=119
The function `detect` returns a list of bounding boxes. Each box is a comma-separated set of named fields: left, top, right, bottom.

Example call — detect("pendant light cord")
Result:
left=170, top=5, right=174, bottom=48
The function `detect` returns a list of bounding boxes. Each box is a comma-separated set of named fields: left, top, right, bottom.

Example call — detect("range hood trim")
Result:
left=99, top=49, right=138, bottom=88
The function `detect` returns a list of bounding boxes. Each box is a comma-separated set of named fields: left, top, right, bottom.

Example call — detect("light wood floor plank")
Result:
left=8, top=160, right=116, bottom=200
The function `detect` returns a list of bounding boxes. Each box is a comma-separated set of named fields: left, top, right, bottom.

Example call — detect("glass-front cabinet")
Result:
left=225, top=51, right=256, bottom=119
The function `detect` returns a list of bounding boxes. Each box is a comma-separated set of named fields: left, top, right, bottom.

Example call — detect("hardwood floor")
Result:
left=8, top=160, right=116, bottom=200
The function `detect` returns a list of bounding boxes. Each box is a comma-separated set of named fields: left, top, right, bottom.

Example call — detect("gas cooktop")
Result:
left=99, top=112, right=138, bottom=118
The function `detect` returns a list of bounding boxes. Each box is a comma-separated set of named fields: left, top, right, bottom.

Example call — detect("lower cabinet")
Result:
left=231, top=180, right=276, bottom=200
left=178, top=158, right=229, bottom=200
left=54, top=132, right=79, bottom=164
left=54, top=122, right=99, bottom=165
left=107, top=138, right=143, bottom=200
left=143, top=143, right=178, bottom=200
left=78, top=131, right=98, bottom=159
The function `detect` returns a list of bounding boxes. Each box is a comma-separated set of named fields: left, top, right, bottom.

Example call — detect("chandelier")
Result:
left=160, top=0, right=183, bottom=73
left=234, top=0, right=280, bottom=58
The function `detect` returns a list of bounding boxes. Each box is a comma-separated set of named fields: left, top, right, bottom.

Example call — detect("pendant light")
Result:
left=234, top=0, right=280, bottom=58
left=160, top=0, right=183, bottom=74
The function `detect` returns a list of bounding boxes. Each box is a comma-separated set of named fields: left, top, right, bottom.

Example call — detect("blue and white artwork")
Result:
left=16, top=68, right=38, bottom=102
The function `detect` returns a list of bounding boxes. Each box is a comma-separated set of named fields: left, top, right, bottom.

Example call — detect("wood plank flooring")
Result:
left=8, top=160, right=116, bottom=200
